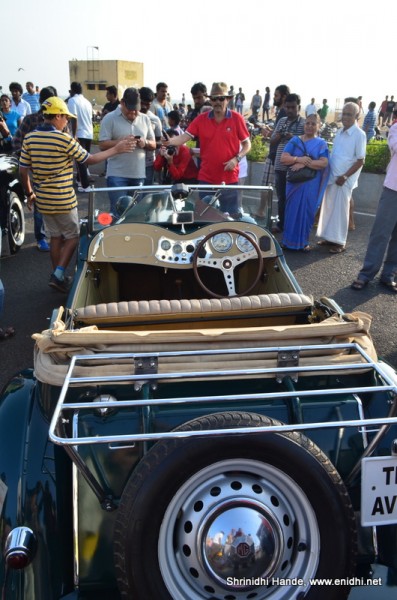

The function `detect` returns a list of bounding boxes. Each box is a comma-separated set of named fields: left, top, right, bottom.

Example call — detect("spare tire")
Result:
left=114, top=411, right=356, bottom=600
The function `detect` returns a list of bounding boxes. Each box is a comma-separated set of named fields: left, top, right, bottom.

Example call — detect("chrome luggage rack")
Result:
left=49, top=341, right=397, bottom=447
left=48, top=341, right=397, bottom=510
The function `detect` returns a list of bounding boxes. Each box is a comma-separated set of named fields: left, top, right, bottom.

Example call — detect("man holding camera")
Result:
left=99, top=88, right=155, bottom=212
left=154, top=129, right=198, bottom=184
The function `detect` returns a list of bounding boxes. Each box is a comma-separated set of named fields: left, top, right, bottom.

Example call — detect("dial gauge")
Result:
left=173, top=243, right=183, bottom=255
left=236, top=232, right=257, bottom=253
left=161, top=239, right=172, bottom=251
left=211, top=232, right=233, bottom=253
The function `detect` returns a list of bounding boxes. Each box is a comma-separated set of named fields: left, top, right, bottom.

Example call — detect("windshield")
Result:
left=87, top=184, right=272, bottom=232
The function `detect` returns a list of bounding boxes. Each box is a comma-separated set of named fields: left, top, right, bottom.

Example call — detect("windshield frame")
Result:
left=86, top=184, right=273, bottom=233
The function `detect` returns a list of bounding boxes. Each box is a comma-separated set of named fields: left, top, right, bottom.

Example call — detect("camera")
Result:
left=166, top=145, right=176, bottom=156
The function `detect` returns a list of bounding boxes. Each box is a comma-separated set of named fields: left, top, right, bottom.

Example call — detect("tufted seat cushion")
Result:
left=74, top=293, right=314, bottom=326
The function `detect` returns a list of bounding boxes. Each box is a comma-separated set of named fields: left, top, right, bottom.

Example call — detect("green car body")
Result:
left=1, top=185, right=397, bottom=600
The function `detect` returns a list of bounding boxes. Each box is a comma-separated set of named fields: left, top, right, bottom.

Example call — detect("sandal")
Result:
left=329, top=246, right=346, bottom=254
left=0, top=326, right=15, bottom=340
left=317, top=240, right=335, bottom=246
left=302, top=245, right=312, bottom=252
left=380, top=280, right=397, bottom=293
left=351, top=279, right=368, bottom=290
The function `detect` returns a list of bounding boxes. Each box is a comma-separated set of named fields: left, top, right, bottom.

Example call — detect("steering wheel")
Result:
left=192, top=228, right=263, bottom=298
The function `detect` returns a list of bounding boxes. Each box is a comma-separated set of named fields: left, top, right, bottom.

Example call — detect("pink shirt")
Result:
left=384, top=124, right=397, bottom=192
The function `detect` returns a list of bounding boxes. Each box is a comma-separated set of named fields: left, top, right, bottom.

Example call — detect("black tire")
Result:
left=7, top=191, right=25, bottom=254
left=114, top=412, right=356, bottom=600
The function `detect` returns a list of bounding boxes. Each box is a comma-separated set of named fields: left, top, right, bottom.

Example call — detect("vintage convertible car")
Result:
left=1, top=184, right=397, bottom=600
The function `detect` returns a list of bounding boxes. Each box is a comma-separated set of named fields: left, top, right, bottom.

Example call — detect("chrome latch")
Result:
left=277, top=350, right=299, bottom=383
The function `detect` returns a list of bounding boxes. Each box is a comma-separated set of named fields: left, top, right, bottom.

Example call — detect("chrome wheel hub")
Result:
left=202, top=502, right=280, bottom=584
left=158, top=459, right=319, bottom=600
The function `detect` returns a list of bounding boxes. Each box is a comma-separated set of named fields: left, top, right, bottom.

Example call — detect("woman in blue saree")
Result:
left=280, top=114, right=329, bottom=251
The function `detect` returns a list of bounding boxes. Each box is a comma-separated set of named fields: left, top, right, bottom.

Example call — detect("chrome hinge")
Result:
left=134, top=356, right=158, bottom=391
left=277, top=350, right=300, bottom=383
left=134, top=356, right=158, bottom=375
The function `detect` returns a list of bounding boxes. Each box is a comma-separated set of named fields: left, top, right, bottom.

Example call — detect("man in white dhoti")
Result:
left=316, top=102, right=366, bottom=253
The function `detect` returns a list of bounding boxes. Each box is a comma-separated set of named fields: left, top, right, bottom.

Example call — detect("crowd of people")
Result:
left=0, top=77, right=396, bottom=336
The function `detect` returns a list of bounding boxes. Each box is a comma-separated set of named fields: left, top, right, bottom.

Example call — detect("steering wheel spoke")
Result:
left=192, top=229, right=263, bottom=298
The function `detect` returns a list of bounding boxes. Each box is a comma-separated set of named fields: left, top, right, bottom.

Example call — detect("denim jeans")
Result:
left=34, top=205, right=46, bottom=242
left=76, top=138, right=92, bottom=188
left=107, top=176, right=145, bottom=214
left=144, top=166, right=154, bottom=186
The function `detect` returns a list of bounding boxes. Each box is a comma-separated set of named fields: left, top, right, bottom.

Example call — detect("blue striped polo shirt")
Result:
left=20, top=124, right=88, bottom=214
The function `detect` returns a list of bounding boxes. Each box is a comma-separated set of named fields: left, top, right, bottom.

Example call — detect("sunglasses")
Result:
left=209, top=95, right=228, bottom=102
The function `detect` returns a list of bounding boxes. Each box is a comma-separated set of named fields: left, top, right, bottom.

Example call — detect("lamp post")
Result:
left=86, top=46, right=99, bottom=61
left=86, top=47, right=100, bottom=93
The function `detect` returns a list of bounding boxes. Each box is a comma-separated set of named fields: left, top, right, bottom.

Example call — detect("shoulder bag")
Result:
left=286, top=137, right=316, bottom=183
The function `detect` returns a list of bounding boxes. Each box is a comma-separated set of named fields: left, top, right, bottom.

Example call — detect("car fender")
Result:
left=0, top=374, right=73, bottom=599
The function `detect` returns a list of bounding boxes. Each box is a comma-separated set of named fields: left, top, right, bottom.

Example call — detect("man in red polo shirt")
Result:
left=164, top=82, right=251, bottom=216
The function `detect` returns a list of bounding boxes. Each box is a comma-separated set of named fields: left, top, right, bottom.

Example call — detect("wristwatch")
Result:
left=342, top=175, right=348, bottom=181
left=235, top=155, right=242, bottom=162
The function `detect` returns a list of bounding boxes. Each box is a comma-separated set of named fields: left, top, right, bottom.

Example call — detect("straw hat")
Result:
left=209, top=82, right=233, bottom=97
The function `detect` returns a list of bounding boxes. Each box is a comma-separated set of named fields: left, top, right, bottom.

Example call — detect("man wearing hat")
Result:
left=163, top=82, right=251, bottom=217
left=19, top=96, right=135, bottom=292
left=99, top=87, right=156, bottom=212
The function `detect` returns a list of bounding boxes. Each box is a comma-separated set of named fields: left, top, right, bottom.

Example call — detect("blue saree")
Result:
left=282, top=136, right=329, bottom=250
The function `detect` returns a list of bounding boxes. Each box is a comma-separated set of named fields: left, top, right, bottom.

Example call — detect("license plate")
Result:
left=361, top=456, right=397, bottom=526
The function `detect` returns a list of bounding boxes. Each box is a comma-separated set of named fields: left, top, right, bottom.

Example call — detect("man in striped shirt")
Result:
left=19, top=96, right=135, bottom=292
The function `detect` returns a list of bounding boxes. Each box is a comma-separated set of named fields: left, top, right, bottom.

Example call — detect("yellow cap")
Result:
left=41, top=96, right=76, bottom=118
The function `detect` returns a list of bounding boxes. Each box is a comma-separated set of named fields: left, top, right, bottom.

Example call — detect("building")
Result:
left=68, top=59, right=144, bottom=105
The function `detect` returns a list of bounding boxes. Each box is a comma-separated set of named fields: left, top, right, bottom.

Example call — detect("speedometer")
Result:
left=161, top=239, right=172, bottom=251
left=236, top=232, right=257, bottom=253
left=211, top=232, right=233, bottom=253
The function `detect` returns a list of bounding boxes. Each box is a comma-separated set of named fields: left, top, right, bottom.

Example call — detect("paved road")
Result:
left=1, top=160, right=396, bottom=388
left=0, top=160, right=396, bottom=596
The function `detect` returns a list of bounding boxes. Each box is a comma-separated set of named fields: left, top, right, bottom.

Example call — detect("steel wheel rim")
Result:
left=158, top=459, right=319, bottom=600
left=9, top=193, right=24, bottom=246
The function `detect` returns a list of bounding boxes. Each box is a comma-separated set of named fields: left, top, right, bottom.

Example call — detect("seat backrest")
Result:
left=73, top=293, right=314, bottom=328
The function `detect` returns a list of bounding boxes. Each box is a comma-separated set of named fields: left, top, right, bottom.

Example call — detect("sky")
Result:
left=1, top=0, right=395, bottom=111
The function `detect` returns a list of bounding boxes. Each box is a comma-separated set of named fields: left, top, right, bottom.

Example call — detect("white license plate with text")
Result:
left=361, top=456, right=397, bottom=526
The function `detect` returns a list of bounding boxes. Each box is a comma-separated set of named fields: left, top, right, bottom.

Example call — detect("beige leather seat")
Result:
left=73, top=293, right=314, bottom=329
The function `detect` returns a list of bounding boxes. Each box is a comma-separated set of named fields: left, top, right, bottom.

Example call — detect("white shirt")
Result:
left=329, top=123, right=366, bottom=190
left=67, top=94, right=93, bottom=139
left=305, top=103, right=317, bottom=116
left=11, top=98, right=31, bottom=117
